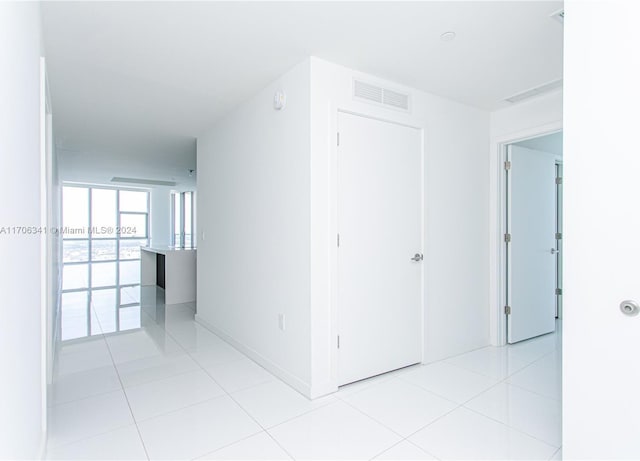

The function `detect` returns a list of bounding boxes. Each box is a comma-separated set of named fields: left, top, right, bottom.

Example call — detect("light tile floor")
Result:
left=47, top=286, right=562, bottom=460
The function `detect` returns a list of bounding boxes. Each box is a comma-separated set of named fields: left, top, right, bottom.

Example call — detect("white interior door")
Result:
left=337, top=112, right=422, bottom=386
left=507, top=145, right=557, bottom=343
left=564, top=2, right=640, bottom=456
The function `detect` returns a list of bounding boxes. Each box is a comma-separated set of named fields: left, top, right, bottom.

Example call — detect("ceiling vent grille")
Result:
left=505, top=79, right=563, bottom=104
left=353, top=79, right=410, bottom=111
left=550, top=8, right=564, bottom=24
left=111, top=177, right=176, bottom=187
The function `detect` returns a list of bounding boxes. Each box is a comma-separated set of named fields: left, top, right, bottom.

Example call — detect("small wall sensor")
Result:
left=440, top=31, right=456, bottom=42
left=273, top=90, right=286, bottom=110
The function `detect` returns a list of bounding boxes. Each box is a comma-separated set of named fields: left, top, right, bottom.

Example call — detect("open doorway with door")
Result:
left=504, top=131, right=563, bottom=344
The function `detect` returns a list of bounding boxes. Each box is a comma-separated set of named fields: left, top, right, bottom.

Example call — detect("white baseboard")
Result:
left=195, top=314, right=313, bottom=399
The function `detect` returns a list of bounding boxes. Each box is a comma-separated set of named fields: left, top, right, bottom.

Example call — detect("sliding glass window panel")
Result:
left=91, top=188, right=117, bottom=239
left=91, top=239, right=117, bottom=261
left=119, top=213, right=148, bottom=238
left=63, top=186, right=89, bottom=238
left=119, top=260, right=140, bottom=285
left=92, top=261, right=117, bottom=288
left=63, top=240, right=89, bottom=263
left=63, top=263, right=89, bottom=290
left=119, top=190, right=148, bottom=212
left=119, top=239, right=147, bottom=260
left=60, top=291, right=88, bottom=341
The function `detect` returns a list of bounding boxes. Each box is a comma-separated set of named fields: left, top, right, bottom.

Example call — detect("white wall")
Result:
left=150, top=188, right=171, bottom=247
left=197, top=56, right=491, bottom=398
left=308, top=58, right=491, bottom=396
left=196, top=59, right=312, bottom=394
left=490, top=90, right=563, bottom=140
left=488, top=90, right=563, bottom=345
left=0, top=2, right=46, bottom=458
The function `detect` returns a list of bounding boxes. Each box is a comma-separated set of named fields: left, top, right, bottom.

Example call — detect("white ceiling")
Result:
left=41, top=1, right=563, bottom=184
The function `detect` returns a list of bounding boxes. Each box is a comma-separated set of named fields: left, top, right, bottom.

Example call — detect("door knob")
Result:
left=551, top=248, right=560, bottom=255
left=411, top=253, right=423, bottom=262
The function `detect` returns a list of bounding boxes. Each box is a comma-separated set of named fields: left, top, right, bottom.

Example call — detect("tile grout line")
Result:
left=193, top=357, right=296, bottom=460
left=91, top=302, right=152, bottom=461
left=156, top=306, right=297, bottom=460
left=461, top=405, right=560, bottom=450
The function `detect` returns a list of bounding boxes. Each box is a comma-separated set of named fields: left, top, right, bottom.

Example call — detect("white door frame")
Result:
left=328, top=107, right=426, bottom=388
left=489, top=121, right=563, bottom=346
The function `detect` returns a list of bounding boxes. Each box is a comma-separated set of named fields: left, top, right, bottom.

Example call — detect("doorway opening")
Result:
left=503, top=131, right=563, bottom=344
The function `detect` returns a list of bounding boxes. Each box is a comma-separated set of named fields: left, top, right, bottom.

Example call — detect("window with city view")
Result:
left=61, top=185, right=150, bottom=340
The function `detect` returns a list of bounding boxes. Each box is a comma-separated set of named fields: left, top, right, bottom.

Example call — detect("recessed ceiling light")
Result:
left=440, top=31, right=456, bottom=42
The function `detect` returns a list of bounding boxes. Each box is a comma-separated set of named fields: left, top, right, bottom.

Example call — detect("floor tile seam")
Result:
left=120, top=366, right=210, bottom=392
left=128, top=388, right=231, bottom=424
left=185, top=426, right=266, bottom=461
left=47, top=385, right=124, bottom=409
left=343, top=376, right=462, bottom=408
left=405, top=359, right=504, bottom=382
left=185, top=352, right=249, bottom=370
left=337, top=393, right=424, bottom=440
left=436, top=359, right=520, bottom=382
left=549, top=446, right=562, bottom=460
left=396, top=372, right=504, bottom=406
left=477, top=380, right=562, bottom=406
left=503, top=351, right=560, bottom=383
left=503, top=381, right=561, bottom=402
left=46, top=421, right=138, bottom=454
left=508, top=349, right=558, bottom=369
left=248, top=395, right=339, bottom=431
left=185, top=342, right=251, bottom=364
left=150, top=317, right=226, bottom=359
left=99, top=321, right=152, bottom=461
left=129, top=393, right=231, bottom=425
left=332, top=376, right=400, bottom=401
left=194, top=358, right=298, bottom=461
left=187, top=429, right=276, bottom=461
left=366, top=436, right=442, bottom=461
left=461, top=405, right=561, bottom=449
left=396, top=401, right=464, bottom=443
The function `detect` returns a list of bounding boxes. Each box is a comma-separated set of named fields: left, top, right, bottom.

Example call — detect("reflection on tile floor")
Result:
left=47, top=287, right=562, bottom=460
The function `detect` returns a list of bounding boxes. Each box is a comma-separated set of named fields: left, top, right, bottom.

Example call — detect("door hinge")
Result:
left=556, top=232, right=562, bottom=240
left=505, top=305, right=511, bottom=315
left=337, top=335, right=340, bottom=349
left=504, top=233, right=511, bottom=243
left=556, top=177, right=563, bottom=185
left=556, top=288, right=563, bottom=295
left=504, top=160, right=511, bottom=170
left=337, top=132, right=340, bottom=146
left=337, top=233, right=340, bottom=247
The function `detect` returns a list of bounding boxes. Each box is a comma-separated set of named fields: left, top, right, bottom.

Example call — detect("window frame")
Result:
left=60, top=184, right=150, bottom=340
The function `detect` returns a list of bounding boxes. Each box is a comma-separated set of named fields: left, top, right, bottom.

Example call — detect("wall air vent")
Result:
left=550, top=8, right=564, bottom=24
left=111, top=177, right=176, bottom=187
left=353, top=79, right=410, bottom=112
left=354, top=80, right=383, bottom=104
left=505, top=79, right=563, bottom=104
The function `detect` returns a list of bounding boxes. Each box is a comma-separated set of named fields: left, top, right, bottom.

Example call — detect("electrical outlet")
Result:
left=278, top=314, right=286, bottom=331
